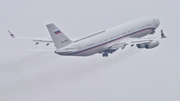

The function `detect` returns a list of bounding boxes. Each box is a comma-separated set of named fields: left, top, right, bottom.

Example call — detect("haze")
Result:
left=0, top=0, right=180, bottom=101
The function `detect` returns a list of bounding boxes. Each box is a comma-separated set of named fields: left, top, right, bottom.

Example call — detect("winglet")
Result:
left=161, top=30, right=167, bottom=38
left=8, top=30, right=16, bottom=38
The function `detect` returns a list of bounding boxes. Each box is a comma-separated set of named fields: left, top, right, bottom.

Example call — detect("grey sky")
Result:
left=0, top=0, right=180, bottom=101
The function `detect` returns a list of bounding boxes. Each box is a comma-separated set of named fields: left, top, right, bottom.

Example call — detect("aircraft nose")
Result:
left=154, top=18, right=160, bottom=28
left=156, top=18, right=160, bottom=25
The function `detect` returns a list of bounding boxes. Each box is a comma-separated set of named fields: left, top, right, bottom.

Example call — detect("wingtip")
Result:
left=161, top=30, right=167, bottom=38
left=8, top=30, right=15, bottom=38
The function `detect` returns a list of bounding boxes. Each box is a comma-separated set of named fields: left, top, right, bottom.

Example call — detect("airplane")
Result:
left=8, top=17, right=167, bottom=57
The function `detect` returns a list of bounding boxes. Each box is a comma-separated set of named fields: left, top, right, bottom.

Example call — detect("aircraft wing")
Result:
left=108, top=37, right=159, bottom=50
left=126, top=37, right=155, bottom=44
left=107, top=30, right=167, bottom=51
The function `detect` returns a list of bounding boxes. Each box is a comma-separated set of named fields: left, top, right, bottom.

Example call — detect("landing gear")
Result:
left=102, top=52, right=108, bottom=57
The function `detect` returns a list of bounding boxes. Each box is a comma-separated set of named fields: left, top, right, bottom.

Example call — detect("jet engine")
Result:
left=136, top=40, right=159, bottom=49
left=145, top=40, right=159, bottom=49
left=136, top=43, right=145, bottom=48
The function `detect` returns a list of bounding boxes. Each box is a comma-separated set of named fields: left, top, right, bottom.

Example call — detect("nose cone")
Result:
left=154, top=18, right=160, bottom=28
left=156, top=18, right=160, bottom=26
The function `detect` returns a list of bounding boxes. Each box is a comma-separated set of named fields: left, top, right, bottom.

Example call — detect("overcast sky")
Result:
left=0, top=0, right=180, bottom=101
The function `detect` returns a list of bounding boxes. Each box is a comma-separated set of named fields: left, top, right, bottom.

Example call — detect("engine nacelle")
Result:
left=145, top=40, right=159, bottom=49
left=136, top=40, right=160, bottom=49
left=136, top=43, right=146, bottom=48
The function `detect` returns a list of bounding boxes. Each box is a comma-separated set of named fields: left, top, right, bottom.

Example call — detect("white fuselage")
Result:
left=56, top=17, right=160, bottom=56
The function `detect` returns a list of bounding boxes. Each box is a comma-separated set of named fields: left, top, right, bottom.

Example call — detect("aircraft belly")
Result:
left=71, top=45, right=104, bottom=56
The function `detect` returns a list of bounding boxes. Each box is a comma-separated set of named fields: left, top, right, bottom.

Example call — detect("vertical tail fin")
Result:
left=46, top=23, right=72, bottom=49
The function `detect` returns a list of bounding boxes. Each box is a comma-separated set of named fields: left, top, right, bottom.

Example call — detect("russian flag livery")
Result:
left=54, top=29, right=61, bottom=34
